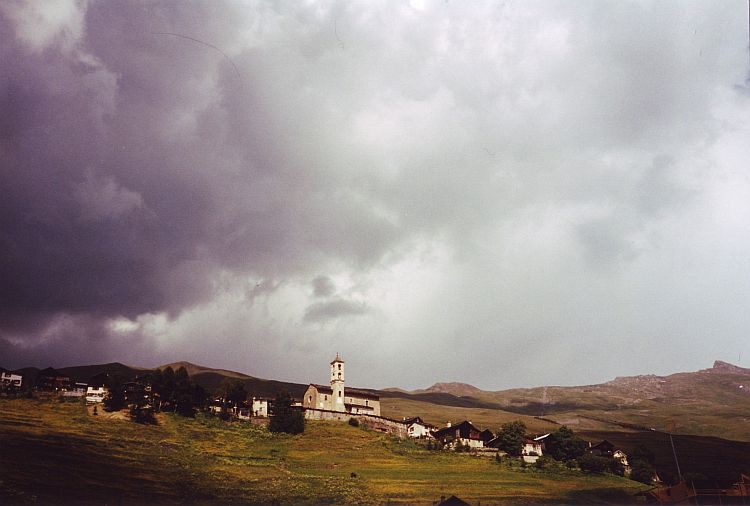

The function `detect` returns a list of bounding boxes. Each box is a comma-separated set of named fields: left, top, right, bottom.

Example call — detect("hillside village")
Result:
left=3, top=356, right=750, bottom=504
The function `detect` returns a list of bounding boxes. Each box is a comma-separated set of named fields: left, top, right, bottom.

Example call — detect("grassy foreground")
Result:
left=0, top=398, right=647, bottom=505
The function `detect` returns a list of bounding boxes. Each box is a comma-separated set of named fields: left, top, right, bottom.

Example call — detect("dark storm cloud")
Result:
left=0, top=1, right=403, bottom=349
left=1, top=1, right=749, bottom=389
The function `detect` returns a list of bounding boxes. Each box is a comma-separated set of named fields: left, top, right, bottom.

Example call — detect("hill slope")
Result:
left=0, top=398, right=649, bottom=504
left=388, top=361, right=750, bottom=441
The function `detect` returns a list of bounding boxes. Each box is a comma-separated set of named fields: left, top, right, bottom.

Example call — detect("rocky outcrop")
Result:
left=709, top=361, right=750, bottom=375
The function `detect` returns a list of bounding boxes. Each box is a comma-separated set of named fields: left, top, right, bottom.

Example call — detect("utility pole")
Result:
left=666, top=420, right=683, bottom=482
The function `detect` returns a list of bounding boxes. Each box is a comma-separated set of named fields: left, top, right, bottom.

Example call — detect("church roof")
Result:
left=308, top=384, right=379, bottom=400
left=311, top=384, right=333, bottom=394
left=330, top=352, right=345, bottom=364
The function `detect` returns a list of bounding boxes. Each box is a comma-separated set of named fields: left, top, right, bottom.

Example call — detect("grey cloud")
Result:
left=304, top=298, right=369, bottom=323
left=311, top=276, right=336, bottom=298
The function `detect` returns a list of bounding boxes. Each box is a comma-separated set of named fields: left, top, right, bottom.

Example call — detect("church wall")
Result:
left=303, top=408, right=407, bottom=438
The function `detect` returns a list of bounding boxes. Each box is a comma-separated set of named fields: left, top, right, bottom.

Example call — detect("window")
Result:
left=324, top=395, right=328, bottom=401
left=308, top=395, right=312, bottom=402
left=338, top=372, right=341, bottom=379
left=339, top=391, right=342, bottom=397
left=338, top=364, right=341, bottom=370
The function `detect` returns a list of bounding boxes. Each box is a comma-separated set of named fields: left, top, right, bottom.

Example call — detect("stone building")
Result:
left=302, top=354, right=380, bottom=416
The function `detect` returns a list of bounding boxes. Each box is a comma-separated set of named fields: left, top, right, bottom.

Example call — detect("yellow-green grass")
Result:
left=380, top=397, right=561, bottom=435
left=0, top=398, right=647, bottom=504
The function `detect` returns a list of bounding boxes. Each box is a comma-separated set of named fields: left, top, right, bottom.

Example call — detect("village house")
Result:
left=433, top=420, right=485, bottom=449
left=479, top=429, right=495, bottom=445
left=85, top=373, right=109, bottom=404
left=302, top=354, right=381, bottom=416
left=36, top=368, right=72, bottom=391
left=1, top=371, right=23, bottom=389
left=252, top=397, right=269, bottom=417
left=521, top=436, right=545, bottom=463
left=588, top=440, right=630, bottom=474
left=404, top=416, right=435, bottom=438
left=63, top=382, right=88, bottom=397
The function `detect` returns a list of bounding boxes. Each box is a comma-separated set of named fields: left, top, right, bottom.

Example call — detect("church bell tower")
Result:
left=330, top=353, right=345, bottom=412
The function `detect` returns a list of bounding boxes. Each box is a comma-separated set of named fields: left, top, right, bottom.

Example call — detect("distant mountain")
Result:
left=388, top=360, right=750, bottom=442
left=58, top=362, right=149, bottom=383
left=158, top=361, right=255, bottom=380
left=412, top=382, right=485, bottom=397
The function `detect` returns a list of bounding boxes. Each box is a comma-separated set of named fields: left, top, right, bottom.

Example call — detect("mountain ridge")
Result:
left=4, top=359, right=750, bottom=440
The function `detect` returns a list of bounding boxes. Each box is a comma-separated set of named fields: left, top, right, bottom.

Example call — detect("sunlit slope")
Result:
left=0, top=398, right=647, bottom=505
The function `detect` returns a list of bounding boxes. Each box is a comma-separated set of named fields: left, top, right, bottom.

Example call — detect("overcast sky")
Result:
left=2, top=0, right=750, bottom=390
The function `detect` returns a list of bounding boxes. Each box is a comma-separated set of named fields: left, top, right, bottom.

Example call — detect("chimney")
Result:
left=446, top=421, right=451, bottom=427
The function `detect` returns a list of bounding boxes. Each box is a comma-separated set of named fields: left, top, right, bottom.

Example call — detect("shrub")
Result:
left=534, top=455, right=555, bottom=469
left=630, top=460, right=656, bottom=484
left=576, top=454, right=611, bottom=474
left=131, top=406, right=157, bottom=425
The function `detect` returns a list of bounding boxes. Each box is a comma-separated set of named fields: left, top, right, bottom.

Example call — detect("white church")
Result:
left=302, top=354, right=381, bottom=416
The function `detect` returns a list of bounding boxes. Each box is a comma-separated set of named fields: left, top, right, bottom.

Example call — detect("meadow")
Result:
left=0, top=398, right=648, bottom=505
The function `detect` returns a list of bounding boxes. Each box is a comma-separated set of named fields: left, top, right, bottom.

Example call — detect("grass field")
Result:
left=379, top=397, right=563, bottom=434
left=0, top=398, right=648, bottom=505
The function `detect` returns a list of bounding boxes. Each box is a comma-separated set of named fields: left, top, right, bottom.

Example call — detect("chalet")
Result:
left=208, top=398, right=224, bottom=414
left=404, top=416, right=435, bottom=438
left=63, top=382, right=88, bottom=397
left=123, top=382, right=146, bottom=404
left=521, top=437, right=544, bottom=463
left=479, top=429, right=495, bottom=445
left=436, top=495, right=471, bottom=506
left=1, top=372, right=23, bottom=389
left=302, top=354, right=381, bottom=416
left=588, top=440, right=630, bottom=474
left=36, top=368, right=72, bottom=391
left=588, top=439, right=616, bottom=457
left=433, top=421, right=484, bottom=449
left=86, top=373, right=109, bottom=404
left=252, top=397, right=269, bottom=417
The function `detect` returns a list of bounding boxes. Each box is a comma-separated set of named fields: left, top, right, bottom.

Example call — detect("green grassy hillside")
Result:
left=0, top=398, right=647, bottom=505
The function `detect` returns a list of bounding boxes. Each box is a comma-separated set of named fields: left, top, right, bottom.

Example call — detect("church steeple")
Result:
left=330, top=353, right=345, bottom=411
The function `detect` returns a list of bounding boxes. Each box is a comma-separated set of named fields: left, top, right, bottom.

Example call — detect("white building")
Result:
left=521, top=436, right=545, bottom=463
left=302, top=354, right=381, bottom=416
left=1, top=372, right=22, bottom=388
left=252, top=397, right=269, bottom=417
left=85, top=385, right=108, bottom=404
left=404, top=417, right=434, bottom=438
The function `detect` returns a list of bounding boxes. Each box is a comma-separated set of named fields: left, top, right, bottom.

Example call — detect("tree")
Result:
left=576, top=454, right=611, bottom=474
left=495, top=420, right=527, bottom=456
left=268, top=391, right=304, bottom=434
left=576, top=454, right=624, bottom=475
left=221, top=379, right=248, bottom=416
left=631, top=444, right=656, bottom=466
left=544, top=426, right=588, bottom=462
left=630, top=460, right=656, bottom=484
left=103, top=376, right=125, bottom=412
left=629, top=443, right=657, bottom=484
